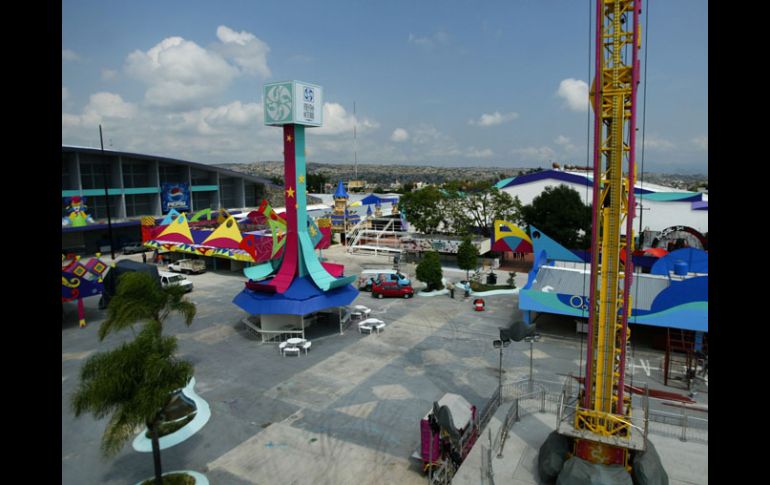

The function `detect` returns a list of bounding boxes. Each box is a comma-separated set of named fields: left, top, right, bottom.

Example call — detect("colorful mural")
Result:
left=62, top=196, right=96, bottom=227
left=491, top=220, right=533, bottom=253
left=62, top=253, right=110, bottom=327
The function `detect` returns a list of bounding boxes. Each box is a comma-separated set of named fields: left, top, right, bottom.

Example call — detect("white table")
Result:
left=353, top=305, right=372, bottom=317
left=281, top=337, right=307, bottom=356
left=359, top=318, right=385, bottom=334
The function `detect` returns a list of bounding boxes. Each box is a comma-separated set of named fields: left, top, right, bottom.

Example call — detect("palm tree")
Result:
left=73, top=271, right=198, bottom=484
left=98, top=271, right=196, bottom=340
left=72, top=322, right=193, bottom=484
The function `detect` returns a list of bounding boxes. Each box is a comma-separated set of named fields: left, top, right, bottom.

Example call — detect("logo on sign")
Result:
left=304, top=87, right=314, bottom=102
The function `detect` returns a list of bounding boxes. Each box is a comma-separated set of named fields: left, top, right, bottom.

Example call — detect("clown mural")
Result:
left=62, top=196, right=96, bottom=227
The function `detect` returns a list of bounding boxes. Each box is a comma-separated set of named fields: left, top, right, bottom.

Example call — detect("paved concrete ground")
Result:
left=454, top=404, right=708, bottom=485
left=62, top=245, right=707, bottom=484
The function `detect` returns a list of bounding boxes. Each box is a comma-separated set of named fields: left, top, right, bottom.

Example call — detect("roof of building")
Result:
left=333, top=180, right=349, bottom=199
left=495, top=169, right=704, bottom=200
left=62, top=145, right=278, bottom=187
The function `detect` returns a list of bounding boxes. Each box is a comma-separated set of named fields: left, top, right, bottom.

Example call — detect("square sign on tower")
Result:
left=264, top=80, right=323, bottom=127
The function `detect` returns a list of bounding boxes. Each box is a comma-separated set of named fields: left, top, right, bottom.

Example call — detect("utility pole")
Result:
left=99, top=125, right=116, bottom=260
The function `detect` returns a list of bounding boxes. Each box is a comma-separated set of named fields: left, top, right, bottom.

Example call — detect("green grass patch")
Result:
left=140, top=472, right=196, bottom=484
left=469, top=282, right=515, bottom=292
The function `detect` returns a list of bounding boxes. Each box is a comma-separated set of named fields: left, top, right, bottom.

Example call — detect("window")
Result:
left=219, top=177, right=237, bottom=208
left=85, top=195, right=121, bottom=220
left=122, top=161, right=151, bottom=187
left=125, top=194, right=154, bottom=217
left=158, top=164, right=186, bottom=184
left=193, top=191, right=216, bottom=211
left=80, top=162, right=109, bottom=189
left=244, top=183, right=262, bottom=207
left=191, top=168, right=213, bottom=186
left=62, top=153, right=78, bottom=189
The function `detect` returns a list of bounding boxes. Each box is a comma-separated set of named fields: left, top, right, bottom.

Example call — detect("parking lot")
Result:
left=62, top=245, right=707, bottom=484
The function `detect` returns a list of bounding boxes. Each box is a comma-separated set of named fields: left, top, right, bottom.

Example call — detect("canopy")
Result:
left=233, top=276, right=358, bottom=316
left=360, top=193, right=399, bottom=205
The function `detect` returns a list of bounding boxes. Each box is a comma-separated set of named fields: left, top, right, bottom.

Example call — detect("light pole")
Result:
left=99, top=125, right=116, bottom=260
left=493, top=338, right=511, bottom=402
left=524, top=333, right=541, bottom=392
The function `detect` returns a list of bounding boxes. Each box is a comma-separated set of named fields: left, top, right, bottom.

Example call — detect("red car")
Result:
left=371, top=281, right=414, bottom=299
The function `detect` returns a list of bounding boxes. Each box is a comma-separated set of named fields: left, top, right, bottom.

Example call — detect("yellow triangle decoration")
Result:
left=494, top=220, right=532, bottom=243
left=157, top=213, right=195, bottom=244
left=202, top=216, right=243, bottom=246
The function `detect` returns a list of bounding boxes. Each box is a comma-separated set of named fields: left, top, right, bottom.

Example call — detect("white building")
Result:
left=495, top=169, right=708, bottom=235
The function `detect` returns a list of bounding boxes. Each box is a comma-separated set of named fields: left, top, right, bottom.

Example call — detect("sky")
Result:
left=62, top=0, right=708, bottom=174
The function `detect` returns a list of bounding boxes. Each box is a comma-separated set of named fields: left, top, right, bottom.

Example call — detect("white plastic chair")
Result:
left=375, top=323, right=386, bottom=334
left=301, top=341, right=312, bottom=354
left=278, top=341, right=288, bottom=355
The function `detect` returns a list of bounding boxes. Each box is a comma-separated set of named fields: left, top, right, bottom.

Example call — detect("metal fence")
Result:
left=480, top=429, right=495, bottom=485
left=502, top=378, right=708, bottom=444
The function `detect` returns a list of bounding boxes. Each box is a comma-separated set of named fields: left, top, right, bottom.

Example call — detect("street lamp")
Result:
left=524, top=333, right=542, bottom=392
left=493, top=338, right=511, bottom=401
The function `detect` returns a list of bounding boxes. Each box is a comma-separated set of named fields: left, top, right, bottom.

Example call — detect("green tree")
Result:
left=306, top=172, right=328, bottom=193
left=416, top=251, right=444, bottom=291
left=74, top=271, right=198, bottom=484
left=442, top=186, right=523, bottom=237
left=520, top=184, right=592, bottom=249
left=72, top=322, right=194, bottom=485
left=456, top=236, right=479, bottom=281
left=399, top=186, right=446, bottom=234
left=98, top=271, right=196, bottom=341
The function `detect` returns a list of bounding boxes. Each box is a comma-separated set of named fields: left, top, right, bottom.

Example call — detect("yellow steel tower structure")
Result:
left=560, top=0, right=644, bottom=468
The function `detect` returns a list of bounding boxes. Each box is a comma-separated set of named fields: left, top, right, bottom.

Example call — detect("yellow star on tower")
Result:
left=286, top=187, right=295, bottom=198
left=298, top=175, right=305, bottom=183
left=287, top=135, right=293, bottom=142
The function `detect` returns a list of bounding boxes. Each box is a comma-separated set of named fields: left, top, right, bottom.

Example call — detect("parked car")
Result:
left=358, top=269, right=411, bottom=291
left=122, top=243, right=149, bottom=255
left=371, top=281, right=414, bottom=299
left=159, top=271, right=193, bottom=293
left=168, top=259, right=207, bottom=274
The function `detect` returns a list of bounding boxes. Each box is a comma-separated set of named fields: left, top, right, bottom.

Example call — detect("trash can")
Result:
left=486, top=272, right=497, bottom=285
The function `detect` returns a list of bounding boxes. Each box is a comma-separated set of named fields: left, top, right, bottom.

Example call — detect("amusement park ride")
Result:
left=557, top=0, right=645, bottom=470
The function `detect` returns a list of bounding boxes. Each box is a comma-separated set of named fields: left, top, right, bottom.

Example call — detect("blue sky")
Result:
left=62, top=0, right=708, bottom=174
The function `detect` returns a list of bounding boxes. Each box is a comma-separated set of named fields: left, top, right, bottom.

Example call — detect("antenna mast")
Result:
left=353, top=101, right=358, bottom=180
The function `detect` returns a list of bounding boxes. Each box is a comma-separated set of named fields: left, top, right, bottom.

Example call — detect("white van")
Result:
left=159, top=271, right=194, bottom=293
left=358, top=269, right=410, bottom=291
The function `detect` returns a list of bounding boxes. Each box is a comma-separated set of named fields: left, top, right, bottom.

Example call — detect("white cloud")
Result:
left=62, top=92, right=138, bottom=129
left=644, top=134, right=675, bottom=151
left=554, top=135, right=570, bottom=145
left=511, top=146, right=556, bottom=161
left=391, top=128, right=409, bottom=142
left=62, top=49, right=80, bottom=62
left=213, top=25, right=271, bottom=78
left=101, top=68, right=118, bottom=81
left=313, top=102, right=379, bottom=136
left=409, top=124, right=462, bottom=157
left=691, top=135, right=708, bottom=151
left=466, top=147, right=494, bottom=158
left=408, top=31, right=450, bottom=50
left=87, top=92, right=138, bottom=119
left=556, top=78, right=589, bottom=112
left=63, top=97, right=280, bottom=162
left=468, top=111, right=519, bottom=127
left=125, top=36, right=239, bottom=109
left=168, top=101, right=263, bottom=135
